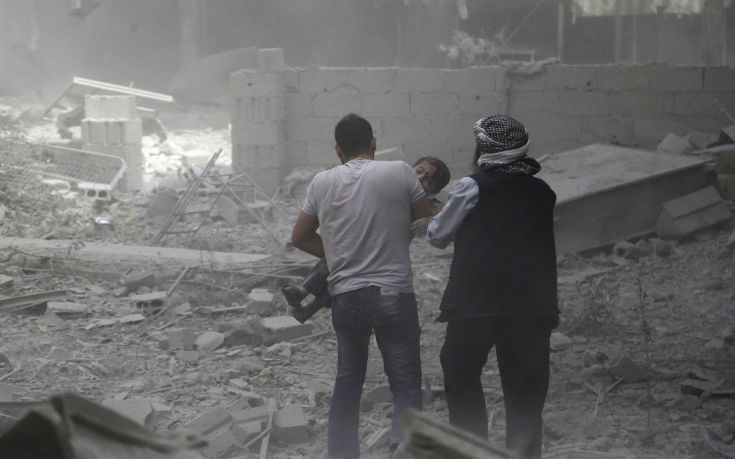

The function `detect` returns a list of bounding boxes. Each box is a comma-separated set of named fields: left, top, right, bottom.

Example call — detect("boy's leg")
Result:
left=282, top=259, right=329, bottom=308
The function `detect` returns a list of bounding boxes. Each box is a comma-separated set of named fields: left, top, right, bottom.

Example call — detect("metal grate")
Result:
left=0, top=139, right=126, bottom=190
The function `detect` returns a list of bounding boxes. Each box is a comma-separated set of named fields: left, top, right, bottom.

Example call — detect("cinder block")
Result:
left=597, top=65, right=651, bottom=91
left=312, top=93, right=365, bottom=117
left=257, top=48, right=285, bottom=73
left=704, top=67, right=735, bottom=92
left=445, top=67, right=498, bottom=95
left=77, top=182, right=113, bottom=200
left=284, top=94, right=313, bottom=117
left=85, top=95, right=136, bottom=119
left=555, top=91, right=609, bottom=116
left=230, top=70, right=282, bottom=97
left=260, top=316, right=314, bottom=343
left=234, top=95, right=285, bottom=123
left=579, top=116, right=634, bottom=146
left=651, top=66, right=703, bottom=92
left=81, top=120, right=108, bottom=145
left=273, top=404, right=308, bottom=444
left=685, top=131, right=718, bottom=150
left=394, top=68, right=447, bottom=93
left=131, top=291, right=166, bottom=316
left=508, top=91, right=560, bottom=115
left=364, top=93, right=409, bottom=117
left=248, top=288, right=274, bottom=309
left=299, top=68, right=351, bottom=94
left=346, top=67, right=397, bottom=94
left=232, top=120, right=284, bottom=147
left=608, top=92, right=665, bottom=117
left=545, top=65, right=599, bottom=91
left=656, top=186, right=733, bottom=239
left=285, top=117, right=336, bottom=143
left=410, top=93, right=459, bottom=116
left=121, top=118, right=143, bottom=143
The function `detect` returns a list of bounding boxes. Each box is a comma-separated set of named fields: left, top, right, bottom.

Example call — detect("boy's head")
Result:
left=334, top=113, right=375, bottom=162
left=413, top=156, right=451, bottom=196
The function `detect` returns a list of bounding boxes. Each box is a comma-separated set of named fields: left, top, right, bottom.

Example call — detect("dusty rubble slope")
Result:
left=0, top=104, right=733, bottom=459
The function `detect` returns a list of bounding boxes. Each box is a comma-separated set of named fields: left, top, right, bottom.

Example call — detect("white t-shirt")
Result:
left=303, top=159, right=425, bottom=295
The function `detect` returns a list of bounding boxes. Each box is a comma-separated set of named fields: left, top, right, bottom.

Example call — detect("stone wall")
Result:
left=231, top=63, right=735, bottom=193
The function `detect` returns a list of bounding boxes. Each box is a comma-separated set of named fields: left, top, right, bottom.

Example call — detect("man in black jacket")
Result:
left=427, top=115, right=558, bottom=459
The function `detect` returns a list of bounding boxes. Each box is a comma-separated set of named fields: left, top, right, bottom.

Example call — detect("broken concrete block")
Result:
left=686, top=131, right=718, bottom=150
left=195, top=331, right=225, bottom=352
left=656, top=186, right=733, bottom=240
left=231, top=406, right=269, bottom=425
left=231, top=420, right=263, bottom=444
left=122, top=270, right=156, bottom=293
left=46, top=301, right=90, bottom=316
left=215, top=195, right=240, bottom=225
left=168, top=328, right=195, bottom=350
left=260, top=316, right=314, bottom=343
left=131, top=291, right=167, bottom=316
left=101, top=398, right=153, bottom=426
left=85, top=95, right=136, bottom=119
left=657, top=133, right=693, bottom=155
left=550, top=332, right=574, bottom=351
left=202, top=425, right=241, bottom=459
left=273, top=404, right=308, bottom=444
left=718, top=174, right=735, bottom=200
left=0, top=275, right=13, bottom=288
left=248, top=288, right=274, bottom=308
left=186, top=406, right=233, bottom=436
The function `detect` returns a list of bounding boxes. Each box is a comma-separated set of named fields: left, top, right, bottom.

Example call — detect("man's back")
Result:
left=304, top=159, right=424, bottom=295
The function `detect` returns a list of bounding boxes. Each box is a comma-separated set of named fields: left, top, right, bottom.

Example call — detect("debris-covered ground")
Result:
left=0, top=101, right=734, bottom=459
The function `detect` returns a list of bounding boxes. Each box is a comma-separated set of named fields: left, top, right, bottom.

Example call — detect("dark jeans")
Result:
left=328, top=286, right=423, bottom=459
left=440, top=317, right=553, bottom=459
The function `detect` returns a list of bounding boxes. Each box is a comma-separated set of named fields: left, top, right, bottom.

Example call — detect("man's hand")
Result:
left=291, top=211, right=325, bottom=258
left=409, top=217, right=430, bottom=239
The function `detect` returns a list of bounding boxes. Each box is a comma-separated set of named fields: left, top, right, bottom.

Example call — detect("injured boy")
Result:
left=282, top=156, right=451, bottom=323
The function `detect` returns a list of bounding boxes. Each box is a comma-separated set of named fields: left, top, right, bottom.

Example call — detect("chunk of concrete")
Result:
left=195, top=331, right=225, bottom=352
left=0, top=275, right=14, bottom=288
left=550, top=332, right=574, bottom=351
left=122, top=270, right=156, bottom=293
left=186, top=406, right=233, bottom=436
left=273, top=404, right=308, bottom=444
left=686, top=131, right=718, bottom=150
left=131, top=291, right=167, bottom=316
left=656, top=186, right=733, bottom=240
left=248, top=288, right=274, bottom=308
left=168, top=328, right=195, bottom=350
left=46, top=301, right=90, bottom=316
left=657, top=133, right=693, bottom=155
left=260, top=316, right=315, bottom=343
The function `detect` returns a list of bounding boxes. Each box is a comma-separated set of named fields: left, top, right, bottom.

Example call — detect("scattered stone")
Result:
left=186, top=406, right=233, bottom=436
left=195, top=331, right=225, bottom=352
left=37, top=310, right=68, bottom=329
left=122, top=270, right=156, bottom=293
left=88, top=285, right=108, bottom=296
left=176, top=350, right=200, bottom=362
left=657, top=133, right=692, bottom=155
left=607, top=356, right=649, bottom=383
left=231, top=420, right=263, bottom=444
left=550, top=332, right=574, bottom=351
left=231, top=406, right=269, bottom=425
left=131, top=291, right=167, bottom=316
left=118, top=314, right=146, bottom=324
left=48, top=346, right=71, bottom=362
left=46, top=301, right=90, bottom=316
left=168, top=328, right=195, bottom=350
left=260, top=316, right=315, bottom=343
left=101, top=398, right=154, bottom=426
left=174, top=302, right=192, bottom=315
left=656, top=186, right=733, bottom=240
left=247, top=288, right=275, bottom=314
left=0, top=275, right=14, bottom=288
left=201, top=425, right=241, bottom=459
left=273, top=404, right=308, bottom=444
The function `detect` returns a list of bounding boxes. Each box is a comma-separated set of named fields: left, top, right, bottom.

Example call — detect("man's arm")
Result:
left=427, top=177, right=479, bottom=249
left=291, top=211, right=325, bottom=258
left=410, top=195, right=434, bottom=221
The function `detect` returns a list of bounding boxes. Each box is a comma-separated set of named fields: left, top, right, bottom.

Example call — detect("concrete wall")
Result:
left=231, top=63, right=735, bottom=193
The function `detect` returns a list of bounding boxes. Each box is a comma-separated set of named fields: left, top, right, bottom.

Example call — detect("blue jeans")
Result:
left=327, top=286, right=423, bottom=459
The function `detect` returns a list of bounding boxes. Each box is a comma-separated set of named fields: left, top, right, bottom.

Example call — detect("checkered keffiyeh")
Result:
left=474, top=115, right=539, bottom=175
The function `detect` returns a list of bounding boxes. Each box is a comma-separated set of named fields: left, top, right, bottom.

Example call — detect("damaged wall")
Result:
left=231, top=63, right=735, bottom=193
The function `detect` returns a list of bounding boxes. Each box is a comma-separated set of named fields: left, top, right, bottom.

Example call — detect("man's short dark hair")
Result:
left=335, top=113, right=373, bottom=157
left=413, top=156, right=451, bottom=191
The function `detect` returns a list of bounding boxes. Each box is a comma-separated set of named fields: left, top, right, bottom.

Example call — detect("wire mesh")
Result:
left=0, top=139, right=126, bottom=189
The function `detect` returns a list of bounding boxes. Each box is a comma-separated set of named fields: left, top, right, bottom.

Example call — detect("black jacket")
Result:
left=438, top=170, right=559, bottom=323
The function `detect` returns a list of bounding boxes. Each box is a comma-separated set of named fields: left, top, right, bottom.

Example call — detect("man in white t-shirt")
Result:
left=292, top=113, right=433, bottom=459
